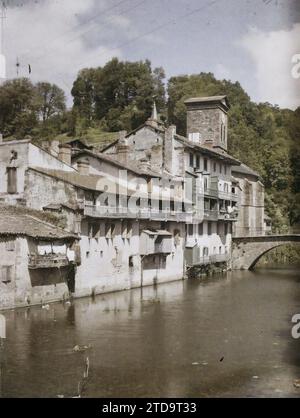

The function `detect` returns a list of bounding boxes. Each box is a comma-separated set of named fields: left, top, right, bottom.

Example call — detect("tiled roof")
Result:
left=232, top=163, right=260, bottom=178
left=30, top=167, right=105, bottom=191
left=43, top=202, right=81, bottom=212
left=73, top=149, right=162, bottom=178
left=176, top=137, right=241, bottom=165
left=184, top=95, right=227, bottom=104
left=29, top=167, right=144, bottom=196
left=0, top=205, right=77, bottom=240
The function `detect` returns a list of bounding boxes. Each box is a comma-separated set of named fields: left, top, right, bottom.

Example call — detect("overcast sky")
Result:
left=2, top=0, right=300, bottom=108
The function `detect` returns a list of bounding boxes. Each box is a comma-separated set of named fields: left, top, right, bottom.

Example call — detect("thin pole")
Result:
left=0, top=2, right=6, bottom=56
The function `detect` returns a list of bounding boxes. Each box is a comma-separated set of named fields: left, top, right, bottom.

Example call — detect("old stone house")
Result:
left=0, top=205, right=77, bottom=309
left=0, top=95, right=267, bottom=309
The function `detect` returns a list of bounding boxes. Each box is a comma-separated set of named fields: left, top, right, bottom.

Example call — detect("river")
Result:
left=0, top=268, right=299, bottom=398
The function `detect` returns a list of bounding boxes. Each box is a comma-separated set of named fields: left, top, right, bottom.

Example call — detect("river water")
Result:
left=0, top=268, right=299, bottom=398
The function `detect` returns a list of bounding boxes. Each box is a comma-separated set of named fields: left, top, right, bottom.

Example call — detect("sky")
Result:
left=1, top=0, right=300, bottom=109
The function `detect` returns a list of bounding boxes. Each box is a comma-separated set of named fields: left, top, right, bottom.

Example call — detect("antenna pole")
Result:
left=0, top=2, right=6, bottom=56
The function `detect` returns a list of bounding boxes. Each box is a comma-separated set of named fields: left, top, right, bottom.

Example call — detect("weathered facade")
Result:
left=0, top=205, right=77, bottom=309
left=232, top=163, right=265, bottom=237
left=0, top=95, right=267, bottom=310
left=102, top=96, right=242, bottom=269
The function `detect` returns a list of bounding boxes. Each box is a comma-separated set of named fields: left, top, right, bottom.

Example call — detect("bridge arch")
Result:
left=248, top=244, right=290, bottom=270
left=231, top=235, right=300, bottom=271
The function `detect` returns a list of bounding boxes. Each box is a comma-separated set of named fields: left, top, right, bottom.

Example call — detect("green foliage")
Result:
left=0, top=78, right=67, bottom=140
left=71, top=58, right=166, bottom=132
left=167, top=72, right=299, bottom=233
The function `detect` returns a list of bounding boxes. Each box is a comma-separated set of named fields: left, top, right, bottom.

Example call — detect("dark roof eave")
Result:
left=178, top=138, right=241, bottom=165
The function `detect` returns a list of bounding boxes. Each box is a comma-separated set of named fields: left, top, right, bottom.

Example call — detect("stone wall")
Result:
left=0, top=236, right=70, bottom=310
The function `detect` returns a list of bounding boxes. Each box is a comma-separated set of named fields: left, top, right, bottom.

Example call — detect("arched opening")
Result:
left=249, top=243, right=300, bottom=270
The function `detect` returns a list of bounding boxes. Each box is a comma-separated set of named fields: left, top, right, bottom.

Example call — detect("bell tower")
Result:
left=184, top=96, right=230, bottom=151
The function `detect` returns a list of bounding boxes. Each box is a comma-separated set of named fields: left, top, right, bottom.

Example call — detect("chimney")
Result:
left=77, top=159, right=90, bottom=175
left=164, top=125, right=177, bottom=175
left=119, top=130, right=128, bottom=145
left=49, top=140, right=60, bottom=157
left=116, top=130, right=130, bottom=164
left=138, top=158, right=151, bottom=172
left=58, top=143, right=71, bottom=165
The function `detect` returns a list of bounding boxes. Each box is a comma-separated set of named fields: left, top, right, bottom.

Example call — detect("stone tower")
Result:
left=184, top=96, right=230, bottom=151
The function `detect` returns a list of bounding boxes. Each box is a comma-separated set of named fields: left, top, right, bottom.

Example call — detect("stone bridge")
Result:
left=231, top=235, right=300, bottom=270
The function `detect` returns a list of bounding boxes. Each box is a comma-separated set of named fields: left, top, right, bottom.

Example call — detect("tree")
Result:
left=35, top=82, right=66, bottom=122
left=71, top=58, right=166, bottom=132
left=0, top=78, right=38, bottom=139
left=0, top=78, right=67, bottom=140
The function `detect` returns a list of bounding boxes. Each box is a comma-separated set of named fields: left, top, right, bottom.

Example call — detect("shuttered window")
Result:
left=1, top=266, right=13, bottom=284
left=7, top=167, right=17, bottom=194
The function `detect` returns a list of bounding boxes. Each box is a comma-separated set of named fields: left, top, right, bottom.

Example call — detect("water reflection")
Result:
left=0, top=269, right=300, bottom=398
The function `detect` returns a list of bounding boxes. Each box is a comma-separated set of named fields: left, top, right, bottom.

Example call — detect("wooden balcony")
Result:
left=210, top=254, right=230, bottom=263
left=203, top=209, right=219, bottom=221
left=218, top=191, right=239, bottom=202
left=84, top=204, right=192, bottom=222
left=185, top=248, right=229, bottom=267
left=28, top=254, right=70, bottom=270
left=204, top=188, right=218, bottom=199
left=218, top=208, right=239, bottom=221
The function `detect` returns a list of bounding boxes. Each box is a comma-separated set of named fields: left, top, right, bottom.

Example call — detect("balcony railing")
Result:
left=154, top=241, right=173, bottom=254
left=210, top=254, right=230, bottom=263
left=204, top=188, right=218, bottom=198
left=203, top=209, right=219, bottom=221
left=218, top=209, right=239, bottom=221
left=84, top=204, right=192, bottom=222
left=185, top=250, right=230, bottom=267
left=28, top=254, right=70, bottom=269
left=218, top=191, right=239, bottom=202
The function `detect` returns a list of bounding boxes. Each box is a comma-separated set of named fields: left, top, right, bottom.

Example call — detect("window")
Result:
left=189, top=132, right=200, bottom=142
left=204, top=177, right=208, bottom=191
left=203, top=247, right=209, bottom=257
left=204, top=158, right=208, bottom=171
left=129, top=256, right=134, bottom=268
left=127, top=222, right=133, bottom=239
left=198, top=223, right=203, bottom=235
left=188, top=224, right=193, bottom=236
left=208, top=223, right=212, bottom=235
left=219, top=246, right=222, bottom=254
left=189, top=153, right=194, bottom=167
left=7, top=167, right=17, bottom=194
left=214, top=162, right=217, bottom=172
left=5, top=240, right=15, bottom=251
left=105, top=223, right=112, bottom=239
left=1, top=266, right=13, bottom=284
left=225, top=165, right=227, bottom=175
left=174, top=229, right=181, bottom=246
left=219, top=164, right=222, bottom=174
left=196, top=155, right=200, bottom=169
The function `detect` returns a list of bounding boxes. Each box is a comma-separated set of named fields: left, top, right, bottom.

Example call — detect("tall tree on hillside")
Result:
left=35, top=82, right=66, bottom=122
left=0, top=78, right=67, bottom=139
left=71, top=58, right=166, bottom=132
left=0, top=78, right=37, bottom=139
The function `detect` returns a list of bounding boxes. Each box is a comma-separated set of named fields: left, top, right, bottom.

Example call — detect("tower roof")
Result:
left=184, top=95, right=230, bottom=111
